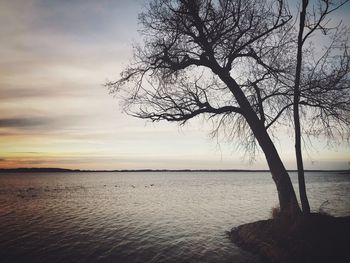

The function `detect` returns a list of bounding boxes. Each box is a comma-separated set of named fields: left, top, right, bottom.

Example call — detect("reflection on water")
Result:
left=0, top=171, right=349, bottom=263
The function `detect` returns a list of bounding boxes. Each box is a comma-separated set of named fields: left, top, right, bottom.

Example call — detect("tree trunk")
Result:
left=295, top=118, right=311, bottom=213
left=254, top=120, right=300, bottom=214
left=220, top=72, right=301, bottom=215
left=249, top=116, right=301, bottom=215
left=294, top=0, right=311, bottom=213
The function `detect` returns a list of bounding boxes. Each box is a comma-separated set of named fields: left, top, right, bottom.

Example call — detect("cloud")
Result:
left=0, top=87, right=54, bottom=99
left=34, top=0, right=140, bottom=38
left=0, top=117, right=51, bottom=128
left=0, top=115, right=87, bottom=131
left=0, top=85, right=90, bottom=100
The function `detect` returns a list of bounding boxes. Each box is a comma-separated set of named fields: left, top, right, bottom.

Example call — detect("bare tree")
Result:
left=293, top=0, right=350, bottom=213
left=108, top=0, right=302, bottom=215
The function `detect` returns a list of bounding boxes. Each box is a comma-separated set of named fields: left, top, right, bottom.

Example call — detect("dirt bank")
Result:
left=229, top=213, right=350, bottom=263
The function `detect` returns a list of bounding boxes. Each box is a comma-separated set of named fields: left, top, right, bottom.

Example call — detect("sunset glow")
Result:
left=1, top=0, right=349, bottom=170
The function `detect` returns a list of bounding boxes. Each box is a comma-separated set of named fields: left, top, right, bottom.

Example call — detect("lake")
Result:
left=0, top=171, right=349, bottom=263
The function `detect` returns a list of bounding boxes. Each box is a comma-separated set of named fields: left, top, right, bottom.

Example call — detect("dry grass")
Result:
left=270, top=206, right=280, bottom=220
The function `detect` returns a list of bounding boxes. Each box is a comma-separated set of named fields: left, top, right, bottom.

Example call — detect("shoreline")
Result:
left=228, top=213, right=350, bottom=263
left=1, top=167, right=349, bottom=173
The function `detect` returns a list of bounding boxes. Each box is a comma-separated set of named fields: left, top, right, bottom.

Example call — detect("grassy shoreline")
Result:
left=228, top=213, right=350, bottom=263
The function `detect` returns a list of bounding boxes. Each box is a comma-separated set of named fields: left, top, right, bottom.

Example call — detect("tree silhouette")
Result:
left=108, top=0, right=349, bottom=215
left=293, top=0, right=349, bottom=213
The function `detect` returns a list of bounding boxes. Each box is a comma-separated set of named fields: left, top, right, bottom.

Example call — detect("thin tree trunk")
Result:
left=219, top=72, right=301, bottom=215
left=294, top=0, right=311, bottom=214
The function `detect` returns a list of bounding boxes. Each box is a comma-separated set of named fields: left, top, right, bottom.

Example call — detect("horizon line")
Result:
left=0, top=167, right=349, bottom=173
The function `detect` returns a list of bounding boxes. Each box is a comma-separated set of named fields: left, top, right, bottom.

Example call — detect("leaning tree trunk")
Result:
left=253, top=124, right=301, bottom=215
left=220, top=73, right=301, bottom=215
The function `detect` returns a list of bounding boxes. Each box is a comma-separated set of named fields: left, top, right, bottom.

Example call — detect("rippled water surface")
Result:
left=1, top=171, right=349, bottom=263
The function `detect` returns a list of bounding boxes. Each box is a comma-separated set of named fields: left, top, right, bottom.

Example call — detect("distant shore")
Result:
left=0, top=167, right=349, bottom=173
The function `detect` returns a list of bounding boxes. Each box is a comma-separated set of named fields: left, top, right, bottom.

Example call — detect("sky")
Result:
left=0, top=0, right=349, bottom=170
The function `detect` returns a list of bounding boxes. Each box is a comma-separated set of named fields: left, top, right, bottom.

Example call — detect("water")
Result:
left=0, top=171, right=349, bottom=263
